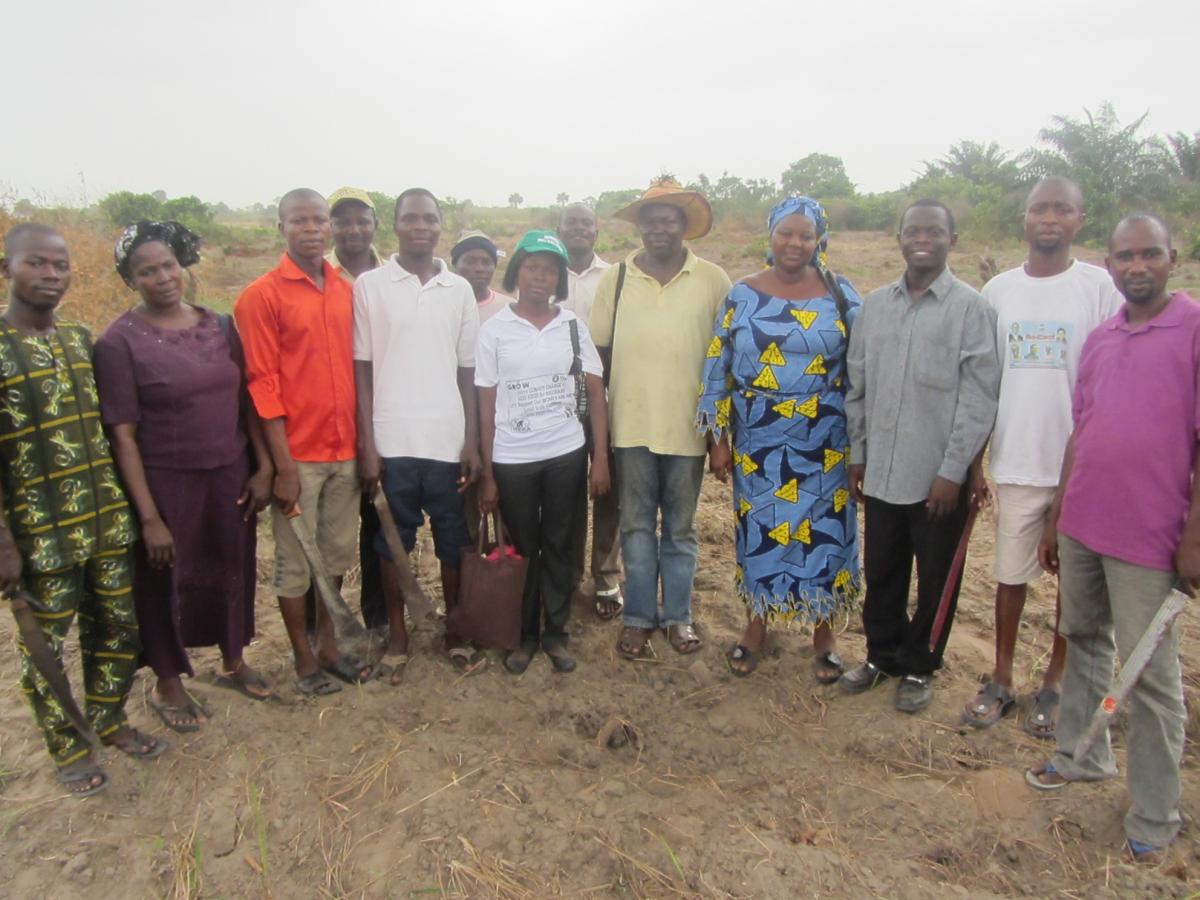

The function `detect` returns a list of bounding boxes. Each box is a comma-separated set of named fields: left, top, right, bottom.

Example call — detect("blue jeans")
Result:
left=614, top=447, right=705, bottom=629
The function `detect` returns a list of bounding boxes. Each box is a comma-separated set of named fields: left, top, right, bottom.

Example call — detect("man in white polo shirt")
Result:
left=354, top=187, right=484, bottom=679
left=555, top=203, right=622, bottom=618
left=962, top=176, right=1122, bottom=735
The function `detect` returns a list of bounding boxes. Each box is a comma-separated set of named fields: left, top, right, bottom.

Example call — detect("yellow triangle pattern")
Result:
left=793, top=518, right=813, bottom=544
left=773, top=398, right=795, bottom=418
left=833, top=488, right=849, bottom=513
left=752, top=365, right=779, bottom=391
left=740, top=453, right=759, bottom=476
left=759, top=342, right=786, bottom=365
left=834, top=569, right=851, bottom=590
left=767, top=521, right=791, bottom=546
left=715, top=396, right=731, bottom=427
left=791, top=309, right=818, bottom=329
left=722, top=306, right=734, bottom=329
left=774, top=478, right=798, bottom=503
left=805, top=355, right=827, bottom=376
left=735, top=564, right=744, bottom=583
left=737, top=496, right=752, bottom=518
left=797, top=395, right=819, bottom=418
left=706, top=335, right=723, bottom=358
left=835, top=319, right=847, bottom=337
left=823, top=448, right=844, bottom=473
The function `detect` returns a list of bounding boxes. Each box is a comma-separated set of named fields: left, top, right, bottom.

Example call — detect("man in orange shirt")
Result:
left=234, top=188, right=370, bottom=696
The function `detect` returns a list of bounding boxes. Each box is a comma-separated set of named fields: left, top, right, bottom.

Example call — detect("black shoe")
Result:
left=543, top=643, right=576, bottom=673
left=504, top=649, right=533, bottom=675
left=839, top=661, right=890, bottom=694
left=895, top=674, right=933, bottom=713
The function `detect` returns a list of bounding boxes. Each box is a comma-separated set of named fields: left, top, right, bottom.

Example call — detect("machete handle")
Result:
left=4, top=588, right=45, bottom=613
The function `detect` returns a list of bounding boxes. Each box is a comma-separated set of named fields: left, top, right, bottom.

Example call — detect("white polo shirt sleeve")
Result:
left=576, top=318, right=603, bottom=377
left=352, top=276, right=373, bottom=362
left=457, top=290, right=479, bottom=367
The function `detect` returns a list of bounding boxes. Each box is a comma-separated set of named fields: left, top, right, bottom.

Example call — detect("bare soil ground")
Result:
left=2, top=231, right=1199, bottom=898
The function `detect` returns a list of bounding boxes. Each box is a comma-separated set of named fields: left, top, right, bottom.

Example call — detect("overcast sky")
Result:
left=4, top=0, right=1197, bottom=210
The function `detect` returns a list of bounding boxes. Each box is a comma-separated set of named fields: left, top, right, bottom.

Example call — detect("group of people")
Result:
left=1, top=174, right=1195, bottom=863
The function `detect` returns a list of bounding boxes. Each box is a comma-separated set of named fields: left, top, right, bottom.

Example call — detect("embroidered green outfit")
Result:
left=0, top=320, right=139, bottom=766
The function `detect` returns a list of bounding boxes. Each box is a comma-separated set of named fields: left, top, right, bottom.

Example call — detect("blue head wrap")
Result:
left=766, top=196, right=829, bottom=269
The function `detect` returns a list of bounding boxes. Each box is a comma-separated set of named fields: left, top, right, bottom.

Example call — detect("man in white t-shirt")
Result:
left=963, top=176, right=1122, bottom=735
left=354, top=188, right=484, bottom=679
left=555, top=203, right=622, bottom=617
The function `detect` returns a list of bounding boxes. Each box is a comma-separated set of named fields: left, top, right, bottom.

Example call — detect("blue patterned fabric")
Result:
left=697, top=279, right=863, bottom=623
left=766, top=196, right=829, bottom=268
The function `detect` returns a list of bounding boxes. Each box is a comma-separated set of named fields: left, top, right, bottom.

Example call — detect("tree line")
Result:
left=63, top=103, right=1199, bottom=252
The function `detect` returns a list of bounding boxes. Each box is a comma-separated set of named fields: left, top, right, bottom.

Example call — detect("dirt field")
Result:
left=1, top=227, right=1199, bottom=898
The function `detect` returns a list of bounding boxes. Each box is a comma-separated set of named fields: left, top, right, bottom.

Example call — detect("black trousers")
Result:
left=493, top=447, right=587, bottom=652
left=305, top=493, right=386, bottom=632
left=862, top=488, right=969, bottom=677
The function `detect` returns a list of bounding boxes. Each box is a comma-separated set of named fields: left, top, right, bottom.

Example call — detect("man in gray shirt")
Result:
left=841, top=199, right=1000, bottom=713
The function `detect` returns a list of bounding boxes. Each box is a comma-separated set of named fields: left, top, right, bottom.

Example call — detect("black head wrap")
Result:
left=451, top=234, right=498, bottom=266
left=114, top=220, right=202, bottom=285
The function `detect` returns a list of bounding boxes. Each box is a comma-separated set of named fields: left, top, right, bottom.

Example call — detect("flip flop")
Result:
left=448, top=645, right=488, bottom=676
left=1024, top=762, right=1069, bottom=792
left=213, top=664, right=273, bottom=701
left=104, top=727, right=168, bottom=760
left=594, top=593, right=624, bottom=621
left=1024, top=687, right=1059, bottom=739
left=296, top=671, right=342, bottom=696
left=666, top=623, right=702, bottom=655
left=963, top=680, right=1016, bottom=729
left=813, top=651, right=845, bottom=685
left=57, top=764, right=109, bottom=799
left=616, top=626, right=650, bottom=660
left=380, top=652, right=409, bottom=685
left=148, top=692, right=205, bottom=733
left=728, top=644, right=758, bottom=677
left=323, top=654, right=374, bottom=685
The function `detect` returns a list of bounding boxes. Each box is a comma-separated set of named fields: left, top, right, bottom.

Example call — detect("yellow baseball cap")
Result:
left=326, top=187, right=375, bottom=214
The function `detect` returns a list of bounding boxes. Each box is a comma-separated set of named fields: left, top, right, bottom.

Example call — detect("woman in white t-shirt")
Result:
left=476, top=230, right=610, bottom=674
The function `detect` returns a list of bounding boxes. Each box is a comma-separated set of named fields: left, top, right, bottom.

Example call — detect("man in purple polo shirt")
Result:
left=1025, top=214, right=1200, bottom=864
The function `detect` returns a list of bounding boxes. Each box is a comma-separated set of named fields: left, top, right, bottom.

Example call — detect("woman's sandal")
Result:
left=323, top=654, right=375, bottom=685
left=1024, top=687, right=1059, bottom=739
left=666, top=623, right=702, bottom=655
left=813, top=651, right=845, bottom=685
left=296, top=671, right=342, bottom=696
left=616, top=626, right=650, bottom=660
left=213, top=662, right=273, bottom=701
left=57, top=763, right=109, bottom=799
left=448, top=645, right=488, bottom=676
left=963, top=680, right=1016, bottom=729
left=380, top=652, right=409, bottom=685
left=103, top=727, right=168, bottom=760
left=148, top=693, right=205, bottom=733
left=1024, top=762, right=1069, bottom=791
left=728, top=644, right=759, bottom=677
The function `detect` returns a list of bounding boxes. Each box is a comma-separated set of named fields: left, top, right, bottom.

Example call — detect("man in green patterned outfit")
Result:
left=0, top=223, right=165, bottom=798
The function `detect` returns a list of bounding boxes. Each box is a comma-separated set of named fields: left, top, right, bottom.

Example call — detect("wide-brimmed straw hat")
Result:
left=614, top=177, right=713, bottom=241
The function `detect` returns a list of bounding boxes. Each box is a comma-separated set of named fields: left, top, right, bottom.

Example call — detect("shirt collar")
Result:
left=279, top=252, right=338, bottom=286
left=1109, top=291, right=1192, bottom=333
left=387, top=255, right=455, bottom=285
left=495, top=303, right=574, bottom=329
left=570, top=254, right=611, bottom=278
left=326, top=245, right=383, bottom=272
left=627, top=247, right=697, bottom=280
left=891, top=266, right=956, bottom=303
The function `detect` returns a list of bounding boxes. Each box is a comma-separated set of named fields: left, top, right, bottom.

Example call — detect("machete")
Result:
left=929, top=502, right=980, bottom=652
left=6, top=590, right=99, bottom=748
left=286, top=507, right=370, bottom=649
left=1072, top=587, right=1189, bottom=760
left=371, top=487, right=433, bottom=620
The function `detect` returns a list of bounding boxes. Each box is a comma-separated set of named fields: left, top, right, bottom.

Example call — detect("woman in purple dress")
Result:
left=95, top=221, right=274, bottom=730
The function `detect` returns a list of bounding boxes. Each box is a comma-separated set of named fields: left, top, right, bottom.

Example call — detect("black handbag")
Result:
left=568, top=318, right=588, bottom=420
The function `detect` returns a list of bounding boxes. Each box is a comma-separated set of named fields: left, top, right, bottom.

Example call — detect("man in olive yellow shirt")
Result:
left=590, top=179, right=731, bottom=661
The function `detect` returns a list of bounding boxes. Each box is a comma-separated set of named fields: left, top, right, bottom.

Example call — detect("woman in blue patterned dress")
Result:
left=698, top=197, right=862, bottom=680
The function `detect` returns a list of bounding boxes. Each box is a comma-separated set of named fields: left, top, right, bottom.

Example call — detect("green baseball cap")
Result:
left=514, top=229, right=568, bottom=261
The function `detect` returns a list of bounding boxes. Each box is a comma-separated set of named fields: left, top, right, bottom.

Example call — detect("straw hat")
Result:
left=614, top=177, right=713, bottom=240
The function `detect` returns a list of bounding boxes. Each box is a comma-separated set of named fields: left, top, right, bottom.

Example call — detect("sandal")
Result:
left=666, top=623, right=702, bottom=655
left=813, top=651, right=844, bottom=685
left=1024, top=762, right=1069, bottom=792
left=448, top=645, right=487, bottom=676
left=594, top=592, right=624, bottom=621
left=213, top=663, right=273, bottom=701
left=963, top=680, right=1016, bottom=729
left=57, top=763, right=109, bottom=799
left=380, top=652, right=409, bottom=686
left=728, top=644, right=758, bottom=677
left=1024, top=687, right=1059, bottom=739
left=103, top=727, right=168, bottom=760
left=148, top=692, right=206, bottom=733
left=1124, top=838, right=1165, bottom=865
left=296, top=671, right=342, bottom=696
left=323, top=654, right=374, bottom=685
left=616, top=626, right=650, bottom=660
